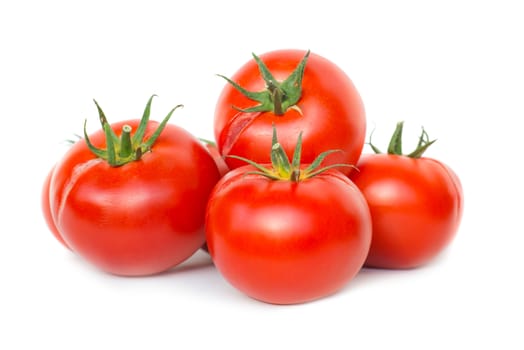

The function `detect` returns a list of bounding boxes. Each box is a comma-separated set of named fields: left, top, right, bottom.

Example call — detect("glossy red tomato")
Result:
left=41, top=165, right=70, bottom=249
left=49, top=98, right=220, bottom=276
left=206, top=126, right=372, bottom=305
left=214, top=49, right=366, bottom=174
left=350, top=123, right=463, bottom=269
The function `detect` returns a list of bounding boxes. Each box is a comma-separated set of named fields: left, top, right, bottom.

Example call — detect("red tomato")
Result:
left=214, top=49, right=366, bottom=174
left=349, top=123, right=463, bottom=269
left=41, top=165, right=70, bottom=250
left=49, top=99, right=220, bottom=276
left=206, top=165, right=372, bottom=304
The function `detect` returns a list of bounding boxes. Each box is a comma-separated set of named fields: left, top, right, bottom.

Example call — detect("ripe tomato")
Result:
left=214, top=49, right=366, bottom=174
left=49, top=97, right=221, bottom=276
left=41, top=165, right=70, bottom=249
left=349, top=122, right=463, bottom=269
left=205, top=127, right=372, bottom=304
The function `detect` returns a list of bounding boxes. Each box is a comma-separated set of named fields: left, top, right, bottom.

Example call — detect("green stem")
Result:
left=290, top=169, right=301, bottom=182
left=268, top=81, right=284, bottom=115
left=368, top=121, right=437, bottom=158
left=218, top=50, right=310, bottom=115
left=84, top=96, right=182, bottom=167
left=119, top=125, right=133, bottom=158
left=135, top=146, right=143, bottom=161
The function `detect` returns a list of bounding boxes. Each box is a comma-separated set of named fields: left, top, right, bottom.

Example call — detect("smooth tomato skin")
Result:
left=214, top=50, right=366, bottom=174
left=50, top=120, right=221, bottom=276
left=350, top=154, right=463, bottom=269
left=41, top=165, right=70, bottom=250
left=205, top=166, right=372, bottom=304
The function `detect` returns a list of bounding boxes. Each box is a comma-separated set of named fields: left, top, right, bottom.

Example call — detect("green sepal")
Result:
left=83, top=95, right=183, bottom=167
left=387, top=122, right=404, bottom=155
left=103, top=117, right=117, bottom=165
left=215, top=74, right=271, bottom=113
left=306, top=163, right=355, bottom=178
left=291, top=132, right=303, bottom=169
left=304, top=150, right=343, bottom=174
left=83, top=119, right=106, bottom=159
left=141, top=104, right=183, bottom=151
left=94, top=99, right=119, bottom=147
left=368, top=121, right=437, bottom=159
left=218, top=50, right=310, bottom=116
left=227, top=124, right=351, bottom=182
left=406, top=127, right=437, bottom=158
left=132, top=94, right=156, bottom=146
left=226, top=155, right=281, bottom=181
left=366, top=128, right=383, bottom=154
left=271, top=142, right=292, bottom=178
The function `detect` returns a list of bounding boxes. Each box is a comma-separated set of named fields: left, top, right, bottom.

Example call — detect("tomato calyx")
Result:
left=217, top=50, right=310, bottom=116
left=368, top=121, right=436, bottom=158
left=84, top=95, right=183, bottom=167
left=228, top=125, right=352, bottom=182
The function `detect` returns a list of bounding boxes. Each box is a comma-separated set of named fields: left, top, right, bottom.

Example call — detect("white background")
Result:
left=1, top=0, right=523, bottom=349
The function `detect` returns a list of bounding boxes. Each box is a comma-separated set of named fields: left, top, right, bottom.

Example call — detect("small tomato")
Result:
left=350, top=122, right=464, bottom=269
